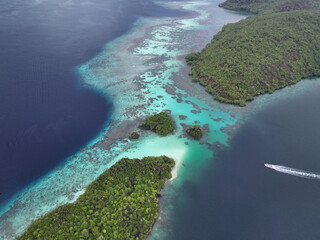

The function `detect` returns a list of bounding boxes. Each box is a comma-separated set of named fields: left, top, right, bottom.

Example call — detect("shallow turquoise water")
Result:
left=166, top=77, right=320, bottom=239
left=1, top=0, right=320, bottom=239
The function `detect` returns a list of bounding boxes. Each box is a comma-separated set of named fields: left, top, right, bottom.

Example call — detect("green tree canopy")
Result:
left=186, top=11, right=320, bottom=106
left=18, top=156, right=175, bottom=240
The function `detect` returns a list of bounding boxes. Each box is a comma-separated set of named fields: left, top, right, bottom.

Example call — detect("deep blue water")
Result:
left=0, top=0, right=185, bottom=206
left=170, top=84, right=320, bottom=240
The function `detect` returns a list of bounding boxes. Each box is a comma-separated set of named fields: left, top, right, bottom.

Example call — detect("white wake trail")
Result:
left=264, top=164, right=320, bottom=180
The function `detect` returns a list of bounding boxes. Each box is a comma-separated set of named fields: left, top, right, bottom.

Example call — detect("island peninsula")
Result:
left=14, top=0, right=320, bottom=239
left=187, top=1, right=320, bottom=106
left=18, top=156, right=175, bottom=240
left=220, top=0, right=320, bottom=14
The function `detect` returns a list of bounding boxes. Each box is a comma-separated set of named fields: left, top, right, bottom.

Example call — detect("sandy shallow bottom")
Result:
left=1, top=0, right=320, bottom=239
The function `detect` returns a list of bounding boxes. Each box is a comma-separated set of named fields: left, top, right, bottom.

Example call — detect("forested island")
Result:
left=220, top=0, right=320, bottom=14
left=186, top=10, right=320, bottom=106
left=18, top=156, right=175, bottom=240
left=186, top=125, right=203, bottom=139
left=14, top=0, right=320, bottom=239
left=128, top=131, right=140, bottom=140
left=139, top=112, right=176, bottom=136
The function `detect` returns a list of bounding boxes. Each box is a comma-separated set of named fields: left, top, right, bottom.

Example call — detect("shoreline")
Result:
left=1, top=0, right=320, bottom=239
left=0, top=2, right=245, bottom=237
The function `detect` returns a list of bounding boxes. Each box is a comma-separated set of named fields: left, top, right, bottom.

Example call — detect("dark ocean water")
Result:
left=0, top=0, right=185, bottom=206
left=169, top=84, right=320, bottom=240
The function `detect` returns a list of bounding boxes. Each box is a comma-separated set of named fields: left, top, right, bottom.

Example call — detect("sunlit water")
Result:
left=1, top=0, right=320, bottom=239
left=0, top=0, right=183, bottom=209
left=168, top=80, right=320, bottom=240
left=265, top=164, right=320, bottom=180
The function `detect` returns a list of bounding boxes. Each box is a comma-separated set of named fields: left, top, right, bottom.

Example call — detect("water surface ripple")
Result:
left=1, top=0, right=320, bottom=239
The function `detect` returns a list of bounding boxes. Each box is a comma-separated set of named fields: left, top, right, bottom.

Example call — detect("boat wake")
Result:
left=265, top=163, right=320, bottom=180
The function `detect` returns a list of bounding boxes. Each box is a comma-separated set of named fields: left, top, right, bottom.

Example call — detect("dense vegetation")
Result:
left=186, top=11, right=320, bottom=106
left=139, top=112, right=176, bottom=136
left=220, top=0, right=320, bottom=14
left=186, top=125, right=203, bottom=139
left=18, top=156, right=175, bottom=240
left=129, top=132, right=140, bottom=140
